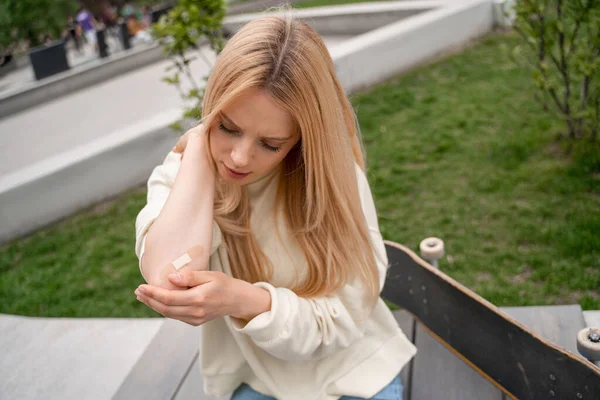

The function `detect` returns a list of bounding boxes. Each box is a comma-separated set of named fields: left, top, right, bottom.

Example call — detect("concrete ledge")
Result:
left=0, top=43, right=166, bottom=120
left=0, top=109, right=181, bottom=244
left=332, top=0, right=494, bottom=93
left=223, top=1, right=442, bottom=36
left=2, top=306, right=597, bottom=399
left=0, top=313, right=164, bottom=400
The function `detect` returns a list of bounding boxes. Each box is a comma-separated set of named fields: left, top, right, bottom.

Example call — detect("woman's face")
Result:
left=210, top=89, right=300, bottom=185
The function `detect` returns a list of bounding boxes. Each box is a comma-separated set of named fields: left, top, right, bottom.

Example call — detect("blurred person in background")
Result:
left=66, top=15, right=83, bottom=54
left=76, top=6, right=97, bottom=51
left=126, top=14, right=143, bottom=36
left=43, top=34, right=53, bottom=46
left=126, top=13, right=152, bottom=44
left=141, top=5, right=153, bottom=29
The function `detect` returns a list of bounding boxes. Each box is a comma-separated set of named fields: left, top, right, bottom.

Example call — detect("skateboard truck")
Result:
left=577, top=328, right=600, bottom=363
left=419, top=237, right=444, bottom=269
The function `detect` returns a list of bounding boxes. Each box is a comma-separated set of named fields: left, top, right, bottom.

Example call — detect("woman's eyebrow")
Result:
left=221, top=111, right=292, bottom=142
left=221, top=112, right=242, bottom=131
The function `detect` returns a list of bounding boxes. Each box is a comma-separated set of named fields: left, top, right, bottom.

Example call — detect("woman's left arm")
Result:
left=136, top=166, right=388, bottom=362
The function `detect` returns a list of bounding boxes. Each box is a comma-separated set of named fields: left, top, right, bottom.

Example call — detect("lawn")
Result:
left=1, top=32, right=598, bottom=318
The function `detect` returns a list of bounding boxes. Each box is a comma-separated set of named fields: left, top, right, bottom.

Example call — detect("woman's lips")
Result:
left=223, top=164, right=250, bottom=179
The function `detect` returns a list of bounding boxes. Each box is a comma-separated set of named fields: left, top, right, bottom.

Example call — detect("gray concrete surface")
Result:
left=0, top=314, right=163, bottom=400
left=584, top=310, right=600, bottom=328
left=332, top=0, right=494, bottom=93
left=0, top=42, right=163, bottom=120
left=2, top=305, right=596, bottom=399
left=0, top=29, right=161, bottom=120
left=0, top=32, right=127, bottom=98
left=224, top=0, right=440, bottom=36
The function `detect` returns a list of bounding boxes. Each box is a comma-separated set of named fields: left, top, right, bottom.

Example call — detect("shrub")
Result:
left=512, top=0, right=600, bottom=142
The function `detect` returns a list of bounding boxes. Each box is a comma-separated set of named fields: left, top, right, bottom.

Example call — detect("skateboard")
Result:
left=381, top=240, right=600, bottom=400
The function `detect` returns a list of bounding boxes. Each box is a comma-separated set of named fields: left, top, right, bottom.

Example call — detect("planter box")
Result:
left=28, top=40, right=70, bottom=81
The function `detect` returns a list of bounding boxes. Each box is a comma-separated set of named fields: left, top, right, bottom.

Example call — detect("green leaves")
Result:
left=152, top=0, right=225, bottom=132
left=151, top=0, right=225, bottom=57
left=513, top=0, right=600, bottom=141
left=161, top=73, right=180, bottom=85
left=0, top=0, right=79, bottom=49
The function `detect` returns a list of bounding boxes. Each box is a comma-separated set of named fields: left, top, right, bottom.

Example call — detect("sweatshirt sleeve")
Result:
left=230, top=165, right=388, bottom=362
left=134, top=151, right=222, bottom=280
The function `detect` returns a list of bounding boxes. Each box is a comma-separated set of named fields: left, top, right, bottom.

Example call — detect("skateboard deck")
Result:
left=381, top=241, right=600, bottom=399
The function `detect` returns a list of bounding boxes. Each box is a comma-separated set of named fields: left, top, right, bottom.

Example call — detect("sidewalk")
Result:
left=0, top=31, right=147, bottom=99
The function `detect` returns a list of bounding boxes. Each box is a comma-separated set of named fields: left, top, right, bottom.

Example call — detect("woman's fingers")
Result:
left=172, top=133, right=188, bottom=153
left=136, top=290, right=207, bottom=326
left=135, top=284, right=196, bottom=306
left=136, top=293, right=204, bottom=324
left=172, top=123, right=204, bottom=154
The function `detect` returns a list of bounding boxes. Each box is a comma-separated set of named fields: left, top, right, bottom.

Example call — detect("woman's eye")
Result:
left=261, top=142, right=281, bottom=153
left=218, top=122, right=237, bottom=135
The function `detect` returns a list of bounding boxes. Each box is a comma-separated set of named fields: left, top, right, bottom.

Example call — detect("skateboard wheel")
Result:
left=419, top=237, right=445, bottom=262
left=577, top=328, right=600, bottom=361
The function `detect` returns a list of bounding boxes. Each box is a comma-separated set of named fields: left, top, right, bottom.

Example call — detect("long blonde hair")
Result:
left=202, top=12, right=380, bottom=310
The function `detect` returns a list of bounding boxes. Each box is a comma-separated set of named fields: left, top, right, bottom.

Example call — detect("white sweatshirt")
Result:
left=135, top=151, right=417, bottom=400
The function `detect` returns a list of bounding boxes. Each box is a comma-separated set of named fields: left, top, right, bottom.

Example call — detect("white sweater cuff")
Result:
left=231, top=282, right=292, bottom=344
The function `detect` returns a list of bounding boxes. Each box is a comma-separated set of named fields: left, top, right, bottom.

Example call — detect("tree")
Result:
left=0, top=0, right=79, bottom=51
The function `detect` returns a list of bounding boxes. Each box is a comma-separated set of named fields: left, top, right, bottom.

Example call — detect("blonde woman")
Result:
left=134, top=12, right=416, bottom=400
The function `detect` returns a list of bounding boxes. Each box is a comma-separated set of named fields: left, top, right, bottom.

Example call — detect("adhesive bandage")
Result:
left=170, top=245, right=204, bottom=271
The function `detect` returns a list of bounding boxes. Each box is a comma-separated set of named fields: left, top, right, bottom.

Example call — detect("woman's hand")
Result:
left=134, top=270, right=272, bottom=326
left=172, top=123, right=205, bottom=154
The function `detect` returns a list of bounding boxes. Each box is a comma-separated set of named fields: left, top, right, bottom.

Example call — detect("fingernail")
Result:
left=138, top=287, right=147, bottom=295
left=169, top=273, right=181, bottom=282
left=136, top=296, right=141, bottom=301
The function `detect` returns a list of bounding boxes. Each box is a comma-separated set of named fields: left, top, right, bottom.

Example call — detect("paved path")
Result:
left=0, top=36, right=351, bottom=177
left=0, top=31, right=142, bottom=97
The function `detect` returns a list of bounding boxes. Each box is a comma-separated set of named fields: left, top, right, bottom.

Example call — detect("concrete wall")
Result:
left=333, top=0, right=494, bottom=93
left=0, top=0, right=497, bottom=245
left=0, top=109, right=181, bottom=244
left=224, top=1, right=441, bottom=36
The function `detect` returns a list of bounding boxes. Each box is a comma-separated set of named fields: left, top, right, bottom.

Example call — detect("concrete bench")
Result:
left=1, top=305, right=596, bottom=400
left=118, top=305, right=599, bottom=400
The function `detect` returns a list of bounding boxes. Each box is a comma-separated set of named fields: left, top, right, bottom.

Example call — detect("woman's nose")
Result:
left=231, top=141, right=252, bottom=168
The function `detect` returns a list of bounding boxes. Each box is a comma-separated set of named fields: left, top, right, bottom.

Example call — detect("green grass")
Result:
left=1, top=32, right=599, bottom=317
